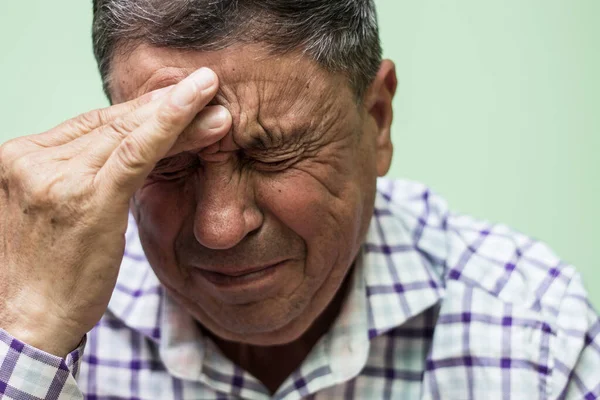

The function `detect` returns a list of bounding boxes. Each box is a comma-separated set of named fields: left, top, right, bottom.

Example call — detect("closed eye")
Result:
left=148, top=153, right=200, bottom=181
left=251, top=157, right=297, bottom=172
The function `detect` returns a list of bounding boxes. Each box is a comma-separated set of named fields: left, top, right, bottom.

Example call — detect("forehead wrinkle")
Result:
left=216, top=69, right=344, bottom=138
left=112, top=44, right=355, bottom=146
left=260, top=78, right=350, bottom=145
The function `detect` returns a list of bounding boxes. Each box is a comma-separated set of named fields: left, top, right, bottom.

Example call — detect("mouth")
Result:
left=195, top=261, right=285, bottom=287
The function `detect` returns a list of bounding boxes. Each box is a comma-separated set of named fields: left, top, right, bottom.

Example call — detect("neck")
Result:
left=206, top=272, right=352, bottom=394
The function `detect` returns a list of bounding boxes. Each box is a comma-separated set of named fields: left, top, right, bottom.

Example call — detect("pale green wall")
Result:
left=1, top=1, right=598, bottom=308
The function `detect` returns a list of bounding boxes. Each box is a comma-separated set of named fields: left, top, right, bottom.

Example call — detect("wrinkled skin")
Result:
left=111, top=45, right=397, bottom=390
left=0, top=67, right=233, bottom=357
left=0, top=40, right=396, bottom=393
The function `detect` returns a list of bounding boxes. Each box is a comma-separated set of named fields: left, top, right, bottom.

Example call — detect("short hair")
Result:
left=92, top=0, right=383, bottom=101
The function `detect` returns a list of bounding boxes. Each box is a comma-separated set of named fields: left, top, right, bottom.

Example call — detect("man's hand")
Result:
left=0, top=68, right=231, bottom=357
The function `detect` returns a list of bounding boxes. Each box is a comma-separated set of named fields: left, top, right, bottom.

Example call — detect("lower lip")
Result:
left=196, top=262, right=282, bottom=289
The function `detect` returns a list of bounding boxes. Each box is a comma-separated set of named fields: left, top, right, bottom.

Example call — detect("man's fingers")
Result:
left=28, top=86, right=174, bottom=148
left=66, top=93, right=168, bottom=165
left=97, top=68, right=220, bottom=197
left=74, top=102, right=229, bottom=171
left=165, top=105, right=232, bottom=158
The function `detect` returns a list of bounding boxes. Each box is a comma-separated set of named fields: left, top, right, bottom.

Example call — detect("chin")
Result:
left=197, top=304, right=316, bottom=346
left=166, top=286, right=315, bottom=346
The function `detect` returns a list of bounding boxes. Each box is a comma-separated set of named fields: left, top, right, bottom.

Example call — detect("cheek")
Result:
left=260, top=177, right=330, bottom=239
left=257, top=168, right=366, bottom=277
left=133, top=183, right=194, bottom=279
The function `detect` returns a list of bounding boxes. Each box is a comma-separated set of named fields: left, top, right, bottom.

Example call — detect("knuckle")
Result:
left=106, top=116, right=139, bottom=139
left=11, top=159, right=47, bottom=199
left=8, top=157, right=55, bottom=200
left=9, top=155, right=34, bottom=179
left=71, top=110, right=103, bottom=133
left=115, top=135, right=150, bottom=173
left=0, top=139, right=24, bottom=166
left=5, top=157, right=49, bottom=209
left=21, top=173, right=89, bottom=217
left=0, top=149, right=92, bottom=219
left=13, top=176, right=56, bottom=211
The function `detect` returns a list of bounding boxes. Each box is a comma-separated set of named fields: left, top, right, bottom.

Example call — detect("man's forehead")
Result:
left=110, top=44, right=350, bottom=116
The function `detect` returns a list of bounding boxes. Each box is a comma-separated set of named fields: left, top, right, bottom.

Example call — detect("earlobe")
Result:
left=365, top=60, right=397, bottom=177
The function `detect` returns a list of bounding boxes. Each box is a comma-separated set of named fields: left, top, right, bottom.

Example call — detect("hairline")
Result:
left=104, top=40, right=370, bottom=105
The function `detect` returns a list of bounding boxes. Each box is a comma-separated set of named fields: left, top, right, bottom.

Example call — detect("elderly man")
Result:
left=0, top=0, right=598, bottom=399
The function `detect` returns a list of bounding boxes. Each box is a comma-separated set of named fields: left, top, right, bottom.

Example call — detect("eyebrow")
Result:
left=138, top=68, right=189, bottom=97
left=242, top=124, right=313, bottom=155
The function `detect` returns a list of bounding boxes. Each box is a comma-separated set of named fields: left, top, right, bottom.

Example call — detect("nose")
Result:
left=193, top=159, right=263, bottom=250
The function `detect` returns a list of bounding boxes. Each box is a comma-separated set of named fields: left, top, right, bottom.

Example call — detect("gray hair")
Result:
left=92, top=0, right=383, bottom=101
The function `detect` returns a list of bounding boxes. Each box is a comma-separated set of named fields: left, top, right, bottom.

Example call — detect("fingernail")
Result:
left=199, top=106, right=230, bottom=129
left=191, top=68, right=217, bottom=90
left=171, top=68, right=217, bottom=107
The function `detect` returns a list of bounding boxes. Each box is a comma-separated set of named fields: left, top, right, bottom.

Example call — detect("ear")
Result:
left=363, top=60, right=397, bottom=177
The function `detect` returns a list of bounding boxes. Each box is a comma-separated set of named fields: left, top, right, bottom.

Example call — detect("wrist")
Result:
left=1, top=323, right=83, bottom=358
left=0, top=296, right=85, bottom=357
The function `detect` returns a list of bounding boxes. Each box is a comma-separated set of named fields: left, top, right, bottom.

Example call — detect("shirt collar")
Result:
left=363, top=181, right=446, bottom=337
left=108, top=178, right=446, bottom=364
left=107, top=213, right=163, bottom=342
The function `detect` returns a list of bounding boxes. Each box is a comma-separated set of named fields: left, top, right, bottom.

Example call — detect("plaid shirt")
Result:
left=1, top=178, right=599, bottom=399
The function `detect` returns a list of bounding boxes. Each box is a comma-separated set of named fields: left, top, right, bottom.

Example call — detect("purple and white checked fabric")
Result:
left=1, top=178, right=599, bottom=399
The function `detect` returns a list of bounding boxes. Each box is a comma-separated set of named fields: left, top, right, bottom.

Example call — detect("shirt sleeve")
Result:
left=0, top=328, right=85, bottom=399
left=552, top=272, right=600, bottom=399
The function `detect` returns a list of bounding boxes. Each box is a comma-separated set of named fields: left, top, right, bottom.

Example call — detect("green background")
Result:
left=1, top=1, right=598, bottom=308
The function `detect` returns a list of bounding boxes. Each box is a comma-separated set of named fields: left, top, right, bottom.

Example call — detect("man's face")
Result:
left=110, top=44, right=394, bottom=345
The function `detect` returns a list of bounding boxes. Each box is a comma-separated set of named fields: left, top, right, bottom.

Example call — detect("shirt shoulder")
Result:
left=377, top=177, right=583, bottom=325
left=378, top=178, right=600, bottom=398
